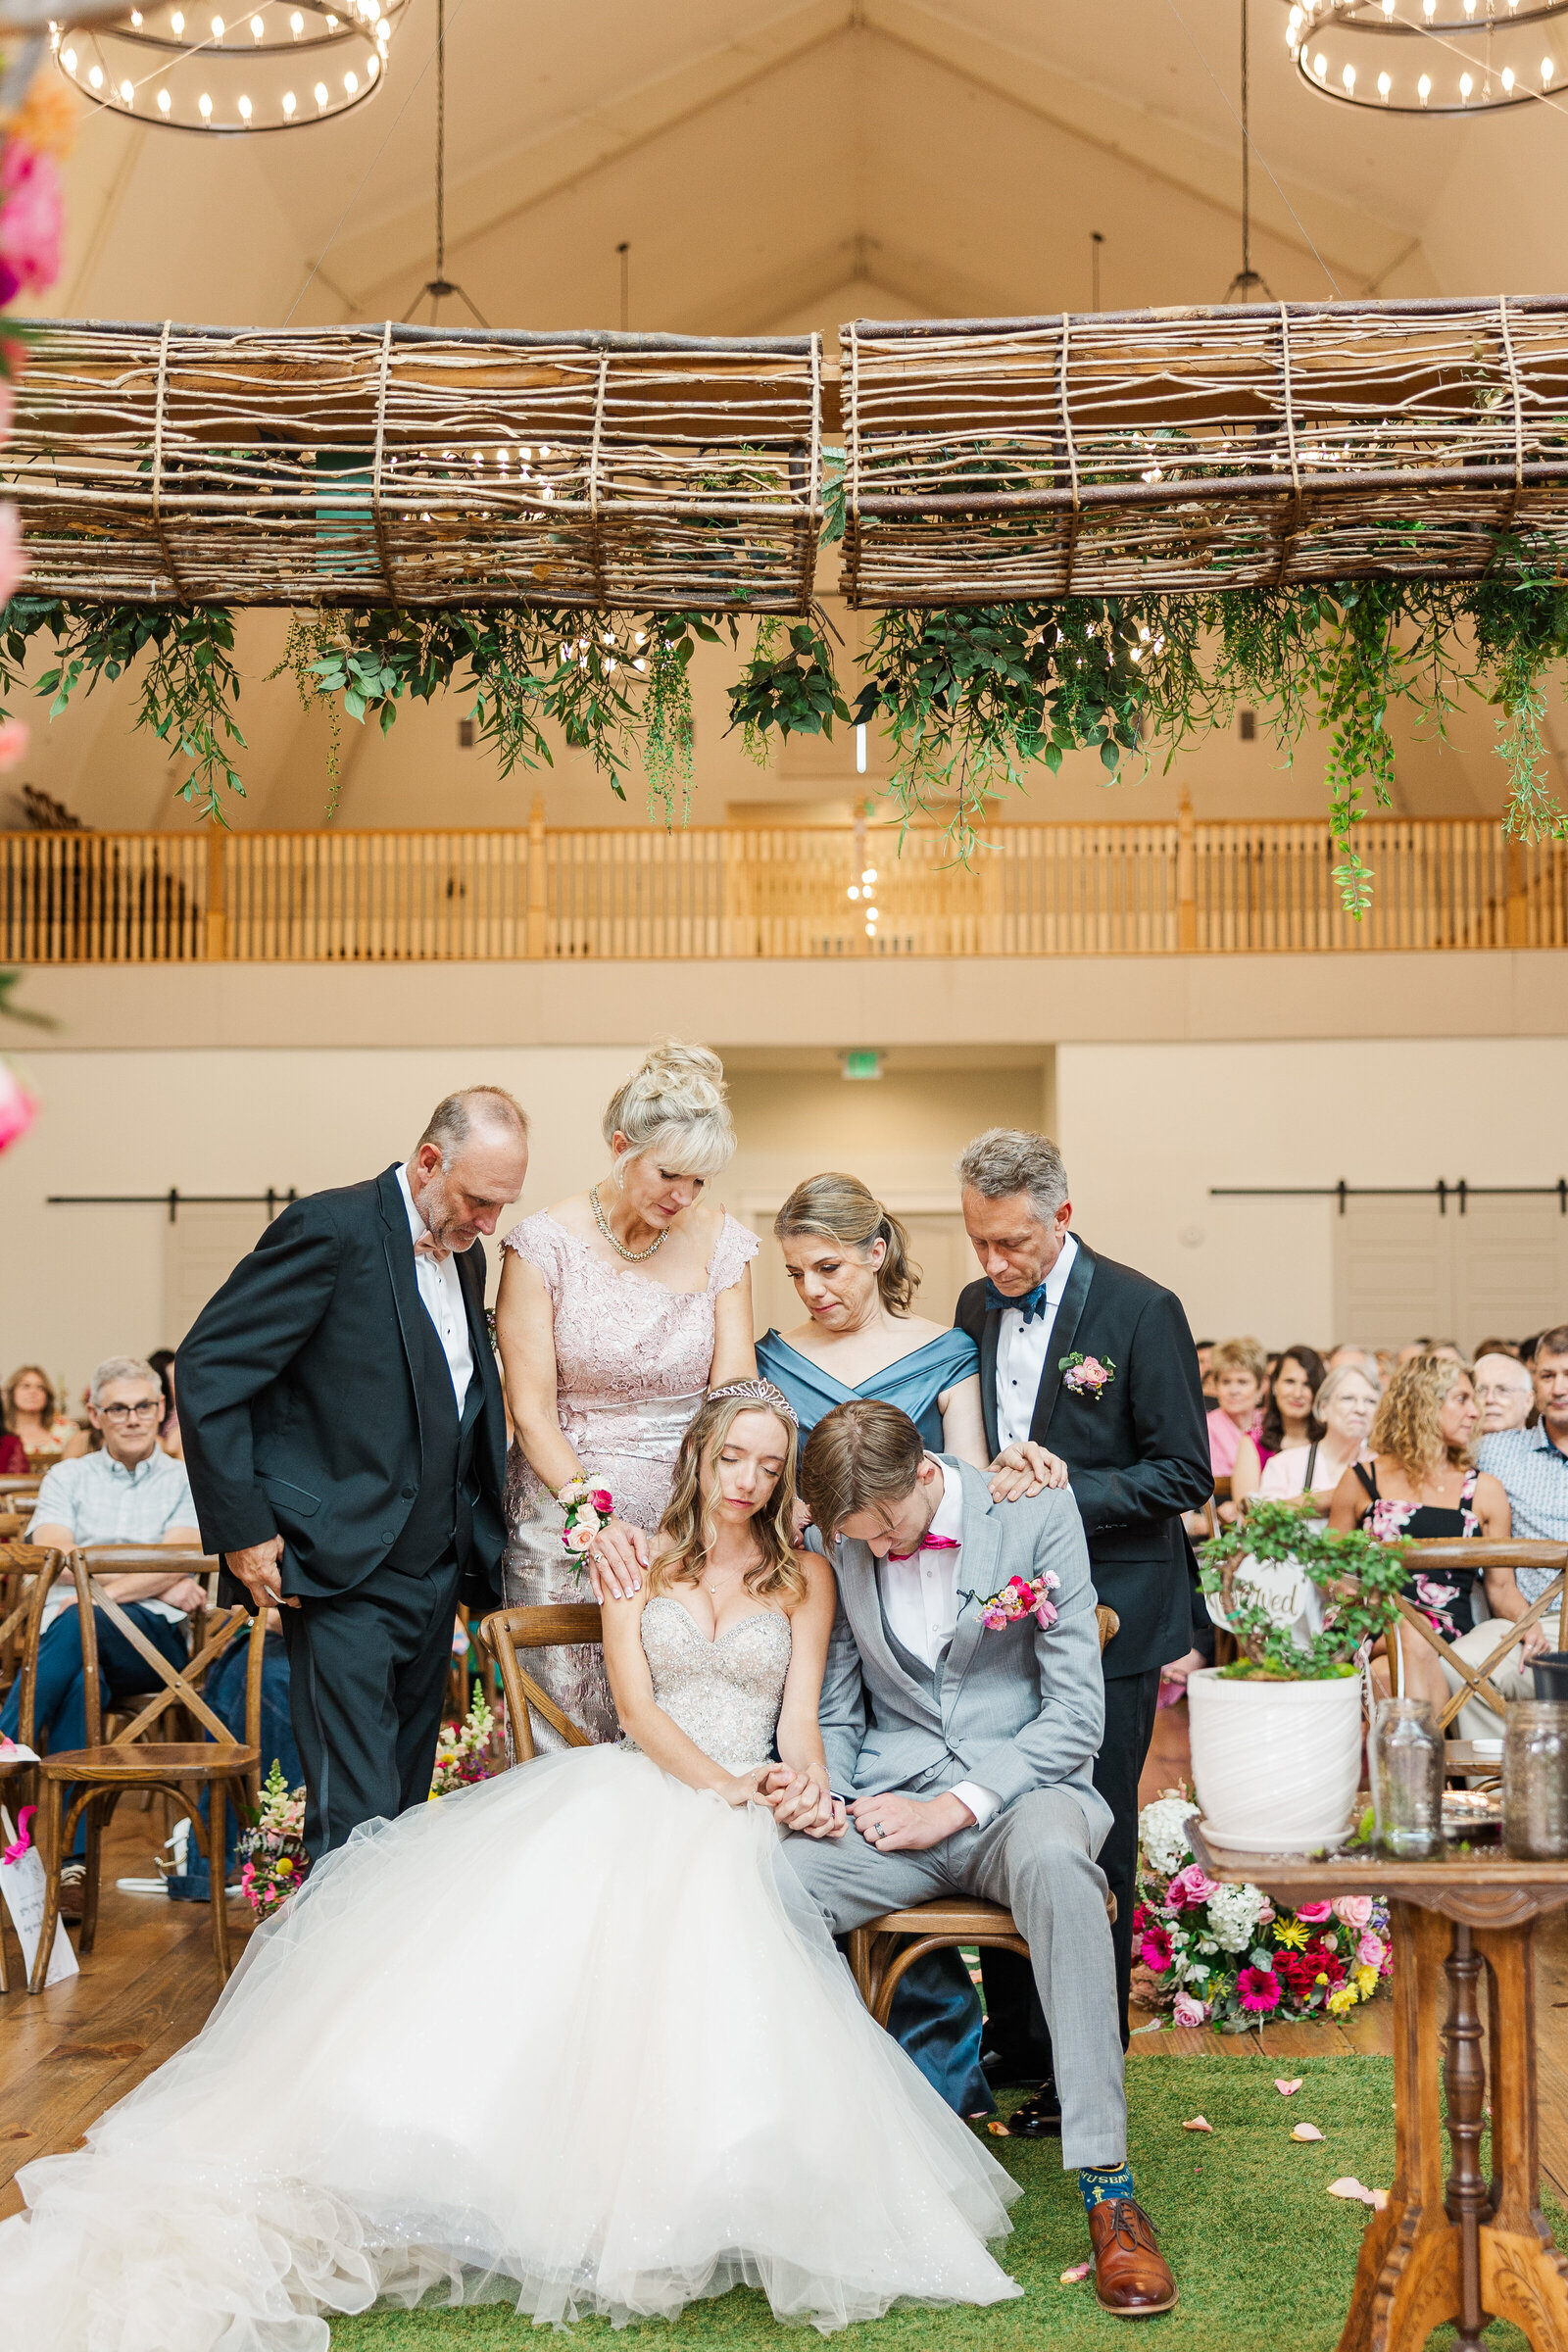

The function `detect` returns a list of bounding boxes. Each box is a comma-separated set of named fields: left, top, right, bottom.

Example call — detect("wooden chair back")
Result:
left=476, top=1603, right=604, bottom=1760
left=69, top=1547, right=253, bottom=1751
left=1393, top=1539, right=1568, bottom=1730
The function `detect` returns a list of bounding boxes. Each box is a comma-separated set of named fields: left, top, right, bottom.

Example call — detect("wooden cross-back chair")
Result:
left=1391, top=1538, right=1568, bottom=1733
left=476, top=1598, right=1122, bottom=2034
left=24, top=1547, right=267, bottom=1992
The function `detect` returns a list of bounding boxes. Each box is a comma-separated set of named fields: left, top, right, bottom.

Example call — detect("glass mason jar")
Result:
left=1503, top=1701, right=1568, bottom=1860
left=1370, top=1695, right=1444, bottom=1858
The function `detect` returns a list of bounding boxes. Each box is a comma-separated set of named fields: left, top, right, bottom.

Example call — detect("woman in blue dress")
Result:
left=758, top=1172, right=1065, bottom=2121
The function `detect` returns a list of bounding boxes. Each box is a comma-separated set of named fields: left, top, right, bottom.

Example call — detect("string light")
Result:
left=1288, top=0, right=1568, bottom=111
left=54, top=0, right=407, bottom=131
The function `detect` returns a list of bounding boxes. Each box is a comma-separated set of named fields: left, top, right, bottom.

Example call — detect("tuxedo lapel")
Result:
left=376, top=1166, right=428, bottom=1446
left=978, top=1310, right=1001, bottom=1458
left=838, top=1546, right=943, bottom=1729
left=456, top=1243, right=497, bottom=1431
left=939, top=1468, right=1001, bottom=1709
left=1029, top=1237, right=1097, bottom=1446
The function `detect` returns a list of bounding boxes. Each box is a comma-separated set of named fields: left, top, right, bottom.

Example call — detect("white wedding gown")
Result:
left=0, top=1596, right=1021, bottom=2349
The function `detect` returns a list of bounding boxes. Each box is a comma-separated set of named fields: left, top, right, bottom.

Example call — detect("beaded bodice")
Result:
left=628, top=1593, right=792, bottom=1776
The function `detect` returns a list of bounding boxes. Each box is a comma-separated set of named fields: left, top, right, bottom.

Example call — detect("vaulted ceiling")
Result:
left=13, top=0, right=1568, bottom=831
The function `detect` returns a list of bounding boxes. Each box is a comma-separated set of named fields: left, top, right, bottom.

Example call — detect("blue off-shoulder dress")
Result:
left=757, top=1324, right=992, bottom=2119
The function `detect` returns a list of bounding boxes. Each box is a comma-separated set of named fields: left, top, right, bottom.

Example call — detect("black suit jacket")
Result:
left=956, top=1236, right=1210, bottom=1680
left=176, top=1164, right=508, bottom=1609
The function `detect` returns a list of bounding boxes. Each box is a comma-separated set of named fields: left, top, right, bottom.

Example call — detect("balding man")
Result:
left=178, top=1088, right=528, bottom=1856
left=1474, top=1351, right=1535, bottom=1435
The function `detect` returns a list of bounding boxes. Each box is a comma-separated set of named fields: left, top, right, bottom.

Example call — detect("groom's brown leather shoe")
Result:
left=1088, top=2197, right=1178, bottom=2318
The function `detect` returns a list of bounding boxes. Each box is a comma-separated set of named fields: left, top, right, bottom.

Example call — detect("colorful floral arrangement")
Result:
left=1058, top=1351, right=1114, bottom=1399
left=237, top=1760, right=309, bottom=1923
left=962, top=1569, right=1060, bottom=1632
left=1134, top=1795, right=1392, bottom=2032
left=558, top=1477, right=615, bottom=1570
left=428, top=1684, right=498, bottom=1798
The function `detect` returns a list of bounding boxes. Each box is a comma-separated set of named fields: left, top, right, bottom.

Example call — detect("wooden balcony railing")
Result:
left=0, top=811, right=1561, bottom=963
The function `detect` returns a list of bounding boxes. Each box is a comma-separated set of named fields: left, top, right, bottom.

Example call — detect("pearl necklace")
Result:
left=591, top=1182, right=665, bottom=1261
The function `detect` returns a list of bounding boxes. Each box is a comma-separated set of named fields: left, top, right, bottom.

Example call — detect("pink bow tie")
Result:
left=887, top=1535, right=960, bottom=1563
left=414, top=1231, right=451, bottom=1266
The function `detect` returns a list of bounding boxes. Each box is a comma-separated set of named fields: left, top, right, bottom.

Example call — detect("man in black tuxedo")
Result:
left=954, top=1127, right=1210, bottom=2125
left=177, top=1086, right=528, bottom=1859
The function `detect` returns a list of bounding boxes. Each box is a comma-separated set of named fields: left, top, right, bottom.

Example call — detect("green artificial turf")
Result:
left=329, top=2050, right=1551, bottom=2352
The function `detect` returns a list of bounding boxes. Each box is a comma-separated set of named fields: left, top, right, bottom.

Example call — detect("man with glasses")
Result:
left=0, top=1356, right=201, bottom=1914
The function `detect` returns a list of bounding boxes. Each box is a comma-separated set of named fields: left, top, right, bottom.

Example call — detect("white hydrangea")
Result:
left=1206, top=1880, right=1267, bottom=1953
left=1138, top=1797, right=1199, bottom=1880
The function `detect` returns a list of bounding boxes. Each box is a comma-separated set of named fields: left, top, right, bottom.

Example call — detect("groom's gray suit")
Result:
left=783, top=1457, right=1126, bottom=2170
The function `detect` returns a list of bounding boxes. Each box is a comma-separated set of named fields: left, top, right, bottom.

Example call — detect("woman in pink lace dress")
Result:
left=497, top=1045, right=759, bottom=1743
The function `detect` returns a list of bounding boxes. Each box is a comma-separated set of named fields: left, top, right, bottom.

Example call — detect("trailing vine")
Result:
left=2, top=567, right=1566, bottom=910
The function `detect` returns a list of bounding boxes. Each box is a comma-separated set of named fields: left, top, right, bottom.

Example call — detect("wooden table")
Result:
left=1190, top=1823, right=1568, bottom=2352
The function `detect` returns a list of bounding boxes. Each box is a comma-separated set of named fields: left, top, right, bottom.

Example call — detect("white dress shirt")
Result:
left=995, top=1230, right=1079, bottom=1451
left=397, top=1161, right=474, bottom=1417
left=28, top=1447, right=200, bottom=1627
left=878, top=1460, right=1000, bottom=1830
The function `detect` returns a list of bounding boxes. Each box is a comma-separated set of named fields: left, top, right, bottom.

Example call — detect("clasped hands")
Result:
left=749, top=1766, right=973, bottom=1851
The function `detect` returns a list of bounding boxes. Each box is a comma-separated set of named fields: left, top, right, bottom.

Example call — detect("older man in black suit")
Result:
left=954, top=1128, right=1211, bottom=2128
left=177, top=1086, right=527, bottom=1859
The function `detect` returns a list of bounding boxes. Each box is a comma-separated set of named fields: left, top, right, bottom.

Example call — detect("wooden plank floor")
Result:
left=5, top=1747, right=1568, bottom=2222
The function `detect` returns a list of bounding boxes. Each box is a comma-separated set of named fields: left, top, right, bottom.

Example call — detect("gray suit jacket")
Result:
left=817, top=1457, right=1112, bottom=1853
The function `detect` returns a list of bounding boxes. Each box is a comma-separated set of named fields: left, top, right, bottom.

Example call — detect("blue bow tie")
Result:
left=985, top=1278, right=1053, bottom=1322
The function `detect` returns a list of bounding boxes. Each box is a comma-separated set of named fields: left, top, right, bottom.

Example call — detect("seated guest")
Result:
left=1474, top=1350, right=1536, bottom=1436
left=1327, top=1343, right=1383, bottom=1391
left=1205, top=1337, right=1267, bottom=1521
left=1232, top=1342, right=1326, bottom=1512
left=1475, top=1337, right=1522, bottom=1363
left=1195, top=1340, right=1216, bottom=1408
left=1258, top=1360, right=1378, bottom=1518
left=0, top=1356, right=203, bottom=1911
left=148, top=1347, right=184, bottom=1461
left=1328, top=1355, right=1519, bottom=1711
left=3, top=1363, right=86, bottom=1472
left=1397, top=1338, right=1467, bottom=1369
left=1479, top=1324, right=1568, bottom=1606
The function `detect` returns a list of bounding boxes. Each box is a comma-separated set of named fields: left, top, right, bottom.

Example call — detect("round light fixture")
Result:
left=1284, top=0, right=1567, bottom=112
left=52, top=0, right=406, bottom=131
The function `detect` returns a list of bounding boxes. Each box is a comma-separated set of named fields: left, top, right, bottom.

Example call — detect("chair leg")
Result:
left=78, top=1789, right=104, bottom=1956
left=209, top=1781, right=230, bottom=1980
left=28, top=1779, right=65, bottom=1994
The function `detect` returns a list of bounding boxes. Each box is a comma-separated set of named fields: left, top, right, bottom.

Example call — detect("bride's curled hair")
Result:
left=774, top=1172, right=919, bottom=1316
left=603, top=1042, right=735, bottom=1180
left=652, top=1387, right=807, bottom=1604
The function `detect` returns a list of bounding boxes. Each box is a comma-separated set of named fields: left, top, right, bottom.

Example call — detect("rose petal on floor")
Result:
left=1059, top=2261, right=1092, bottom=2284
left=1371, top=2189, right=1389, bottom=2210
left=1275, top=2078, right=1304, bottom=2096
left=986, top=2120, right=1011, bottom=2136
left=1181, top=2116, right=1213, bottom=2132
left=1291, top=2123, right=1325, bottom=2141
left=1328, top=2177, right=1375, bottom=2204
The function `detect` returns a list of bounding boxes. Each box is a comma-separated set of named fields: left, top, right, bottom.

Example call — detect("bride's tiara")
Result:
left=706, top=1379, right=799, bottom=1428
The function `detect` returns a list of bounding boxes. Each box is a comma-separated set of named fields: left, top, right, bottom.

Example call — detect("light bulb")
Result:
left=250, top=11, right=262, bottom=32
left=366, top=49, right=377, bottom=74
left=120, top=75, right=133, bottom=99
left=1380, top=0, right=1394, bottom=13
left=87, top=61, right=102, bottom=84
left=1378, top=69, right=1392, bottom=96
left=1313, top=48, right=1327, bottom=74
left=157, top=85, right=170, bottom=109
left=1423, top=0, right=1436, bottom=18
left=128, top=5, right=142, bottom=19
left=170, top=8, right=182, bottom=30
left=211, top=14, right=223, bottom=34
left=848, top=886, right=860, bottom=902
left=314, top=78, right=327, bottom=103
left=290, top=8, right=303, bottom=28
left=237, top=91, right=251, bottom=116
left=1502, top=64, right=1515, bottom=88
left=862, top=867, right=877, bottom=883
left=1418, top=70, right=1432, bottom=99
left=1343, top=60, right=1355, bottom=87
left=1463, top=0, right=1476, bottom=13
left=1544, top=53, right=1555, bottom=81
left=1459, top=69, right=1473, bottom=95
left=198, top=88, right=212, bottom=114
left=62, top=44, right=75, bottom=67
left=282, top=87, right=295, bottom=112
left=1289, top=3, right=1302, bottom=22
left=342, top=68, right=357, bottom=90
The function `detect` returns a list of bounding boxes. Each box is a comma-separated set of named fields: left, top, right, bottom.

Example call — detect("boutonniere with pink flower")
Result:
left=1059, top=1351, right=1114, bottom=1398
left=960, top=1569, right=1060, bottom=1632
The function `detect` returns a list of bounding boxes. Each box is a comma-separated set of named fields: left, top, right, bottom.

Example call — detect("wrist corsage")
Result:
left=557, top=1479, right=615, bottom=1568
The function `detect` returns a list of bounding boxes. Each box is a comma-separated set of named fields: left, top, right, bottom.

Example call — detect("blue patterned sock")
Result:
left=1079, top=2161, right=1136, bottom=2218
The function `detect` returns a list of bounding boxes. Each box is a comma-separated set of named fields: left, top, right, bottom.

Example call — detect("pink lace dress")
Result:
left=501, top=1208, right=760, bottom=1745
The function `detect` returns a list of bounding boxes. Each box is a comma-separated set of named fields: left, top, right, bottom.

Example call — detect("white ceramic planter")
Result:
left=1187, top=1667, right=1363, bottom=1853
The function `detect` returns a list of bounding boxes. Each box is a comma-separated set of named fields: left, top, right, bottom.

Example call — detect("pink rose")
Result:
left=588, top=1489, right=613, bottom=1513
left=0, top=144, right=62, bottom=297
left=0, top=1061, right=34, bottom=1154
left=1295, top=1901, right=1334, bottom=1925
left=0, top=718, right=26, bottom=774
left=562, top=1523, right=594, bottom=1553
left=1357, top=1930, right=1386, bottom=1970
left=982, top=1607, right=1007, bottom=1630
left=1172, top=1988, right=1211, bottom=2028
left=1167, top=1863, right=1219, bottom=1912
left=1334, top=1896, right=1374, bottom=1929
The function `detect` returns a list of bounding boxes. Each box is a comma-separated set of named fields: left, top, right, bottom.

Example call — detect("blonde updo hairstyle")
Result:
left=774, top=1172, right=920, bottom=1317
left=603, top=1043, right=736, bottom=1183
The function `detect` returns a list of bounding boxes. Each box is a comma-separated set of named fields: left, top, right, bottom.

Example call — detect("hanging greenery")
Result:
left=2, top=557, right=1566, bottom=912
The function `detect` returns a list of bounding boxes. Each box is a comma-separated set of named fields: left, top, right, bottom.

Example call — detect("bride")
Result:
left=0, top=1384, right=1021, bottom=2351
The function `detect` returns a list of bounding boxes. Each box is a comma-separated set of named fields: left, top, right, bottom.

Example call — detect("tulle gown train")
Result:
left=0, top=1730, right=1021, bottom=2347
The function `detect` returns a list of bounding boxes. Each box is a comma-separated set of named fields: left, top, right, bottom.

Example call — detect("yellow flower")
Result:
left=274, top=1858, right=293, bottom=1876
left=1273, top=1920, right=1308, bottom=1949
left=5, top=70, right=76, bottom=159
left=1355, top=1965, right=1379, bottom=2000
left=1326, top=1984, right=1359, bottom=2015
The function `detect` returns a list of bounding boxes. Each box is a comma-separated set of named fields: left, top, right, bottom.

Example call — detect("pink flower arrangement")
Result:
left=1238, top=1964, right=1282, bottom=2014
left=970, top=1569, right=1061, bottom=1633
left=1139, top=1923, right=1174, bottom=1973
left=1334, top=1895, right=1374, bottom=1929
left=0, top=141, right=61, bottom=302
left=1058, top=1350, right=1115, bottom=1399
left=1295, top=1901, right=1334, bottom=1925
left=1166, top=1863, right=1219, bottom=1911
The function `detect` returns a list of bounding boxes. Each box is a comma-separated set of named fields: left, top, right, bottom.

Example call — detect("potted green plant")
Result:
left=1189, top=1499, right=1409, bottom=1853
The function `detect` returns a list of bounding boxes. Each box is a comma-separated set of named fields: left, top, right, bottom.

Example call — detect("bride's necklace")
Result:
left=591, top=1182, right=665, bottom=1261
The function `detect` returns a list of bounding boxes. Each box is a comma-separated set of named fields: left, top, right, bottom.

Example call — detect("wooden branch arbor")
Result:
left=8, top=297, right=1568, bottom=611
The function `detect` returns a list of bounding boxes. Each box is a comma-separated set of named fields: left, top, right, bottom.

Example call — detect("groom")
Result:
left=177, top=1086, right=526, bottom=1859
left=776, top=1398, right=1178, bottom=2320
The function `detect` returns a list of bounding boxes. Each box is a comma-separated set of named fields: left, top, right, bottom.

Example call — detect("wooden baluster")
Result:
left=1444, top=1922, right=1491, bottom=2351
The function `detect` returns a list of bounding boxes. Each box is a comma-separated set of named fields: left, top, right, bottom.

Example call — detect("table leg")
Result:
left=1473, top=1920, right=1568, bottom=2351
left=1338, top=1902, right=1458, bottom=2352
left=1444, top=1922, right=1490, bottom=2352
